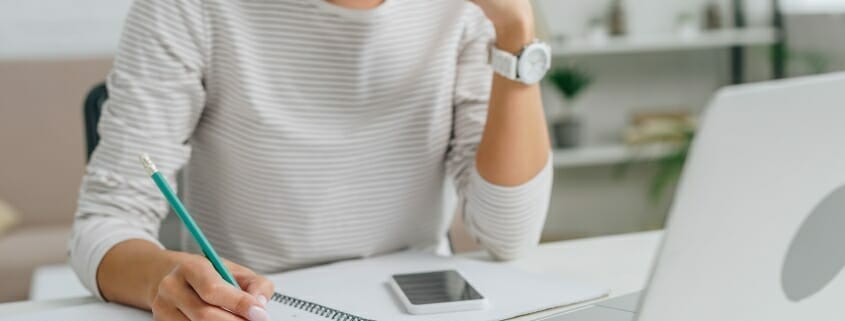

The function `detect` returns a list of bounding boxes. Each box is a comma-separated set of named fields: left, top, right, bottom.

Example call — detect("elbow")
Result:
left=489, top=248, right=523, bottom=262
left=485, top=236, right=540, bottom=262
left=468, top=208, right=548, bottom=262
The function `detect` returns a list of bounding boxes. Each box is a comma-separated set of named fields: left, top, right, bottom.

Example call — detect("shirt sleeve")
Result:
left=446, top=5, right=553, bottom=261
left=69, top=0, right=208, bottom=299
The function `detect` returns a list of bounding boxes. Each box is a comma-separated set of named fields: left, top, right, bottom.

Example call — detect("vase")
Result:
left=553, top=117, right=582, bottom=149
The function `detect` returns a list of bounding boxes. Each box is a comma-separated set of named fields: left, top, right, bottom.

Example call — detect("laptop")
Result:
left=543, top=72, right=845, bottom=321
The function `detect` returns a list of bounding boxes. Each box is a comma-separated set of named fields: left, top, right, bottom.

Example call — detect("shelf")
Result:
left=551, top=28, right=778, bottom=57
left=553, top=144, right=680, bottom=168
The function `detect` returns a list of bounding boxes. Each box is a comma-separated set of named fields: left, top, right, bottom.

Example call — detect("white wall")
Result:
left=0, top=0, right=132, bottom=59
left=785, top=14, right=845, bottom=73
left=782, top=0, right=845, bottom=13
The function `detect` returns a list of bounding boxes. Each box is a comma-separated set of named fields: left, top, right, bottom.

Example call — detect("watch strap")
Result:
left=489, top=46, right=519, bottom=81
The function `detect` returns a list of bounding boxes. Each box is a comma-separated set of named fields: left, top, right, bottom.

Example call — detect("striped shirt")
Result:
left=70, top=0, right=552, bottom=299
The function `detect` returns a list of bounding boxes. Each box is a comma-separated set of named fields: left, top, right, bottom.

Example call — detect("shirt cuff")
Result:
left=69, top=219, right=163, bottom=300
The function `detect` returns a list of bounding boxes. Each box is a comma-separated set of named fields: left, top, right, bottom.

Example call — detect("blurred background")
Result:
left=0, top=0, right=843, bottom=304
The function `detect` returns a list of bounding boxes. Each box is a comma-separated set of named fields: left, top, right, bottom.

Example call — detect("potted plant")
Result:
left=548, top=66, right=592, bottom=148
left=644, top=124, right=695, bottom=203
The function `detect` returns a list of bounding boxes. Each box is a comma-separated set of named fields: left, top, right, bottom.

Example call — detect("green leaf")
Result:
left=549, top=66, right=593, bottom=101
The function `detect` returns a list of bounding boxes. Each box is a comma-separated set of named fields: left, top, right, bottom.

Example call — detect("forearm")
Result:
left=97, top=239, right=189, bottom=309
left=475, top=20, right=550, bottom=187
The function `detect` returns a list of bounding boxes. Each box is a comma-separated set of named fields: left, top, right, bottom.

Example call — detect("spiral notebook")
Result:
left=5, top=251, right=607, bottom=321
left=264, top=292, right=372, bottom=321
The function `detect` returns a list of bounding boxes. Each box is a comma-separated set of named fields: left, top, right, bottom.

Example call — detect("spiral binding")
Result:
left=270, top=292, right=376, bottom=321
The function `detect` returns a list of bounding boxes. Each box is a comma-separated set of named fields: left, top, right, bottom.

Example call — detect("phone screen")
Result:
left=392, top=270, right=484, bottom=305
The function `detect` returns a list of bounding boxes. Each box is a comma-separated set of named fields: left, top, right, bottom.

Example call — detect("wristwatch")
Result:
left=489, top=40, right=552, bottom=85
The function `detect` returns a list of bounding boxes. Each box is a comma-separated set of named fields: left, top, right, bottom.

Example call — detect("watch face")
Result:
left=517, top=44, right=551, bottom=84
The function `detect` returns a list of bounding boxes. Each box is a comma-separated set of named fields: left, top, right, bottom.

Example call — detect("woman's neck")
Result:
left=325, top=0, right=384, bottom=10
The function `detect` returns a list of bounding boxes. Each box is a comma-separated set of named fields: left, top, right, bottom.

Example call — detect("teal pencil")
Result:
left=140, top=153, right=241, bottom=289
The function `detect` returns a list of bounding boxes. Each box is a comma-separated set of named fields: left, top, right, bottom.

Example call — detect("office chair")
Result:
left=83, top=83, right=108, bottom=161
left=82, top=82, right=181, bottom=249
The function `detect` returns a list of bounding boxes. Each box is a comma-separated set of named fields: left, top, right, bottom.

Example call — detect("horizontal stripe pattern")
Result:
left=70, top=0, right=552, bottom=299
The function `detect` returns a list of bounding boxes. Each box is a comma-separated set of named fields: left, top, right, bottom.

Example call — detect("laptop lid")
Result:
left=637, top=73, right=845, bottom=321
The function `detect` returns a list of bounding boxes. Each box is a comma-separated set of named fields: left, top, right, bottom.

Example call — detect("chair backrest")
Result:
left=80, top=82, right=182, bottom=249
left=83, top=83, right=108, bottom=161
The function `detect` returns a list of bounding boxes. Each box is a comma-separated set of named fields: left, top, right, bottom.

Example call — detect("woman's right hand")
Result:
left=151, top=255, right=274, bottom=321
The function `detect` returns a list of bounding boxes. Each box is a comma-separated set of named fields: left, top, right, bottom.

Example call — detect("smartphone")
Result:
left=389, top=270, right=489, bottom=315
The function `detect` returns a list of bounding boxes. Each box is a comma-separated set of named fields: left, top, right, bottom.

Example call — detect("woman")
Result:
left=70, top=0, right=552, bottom=320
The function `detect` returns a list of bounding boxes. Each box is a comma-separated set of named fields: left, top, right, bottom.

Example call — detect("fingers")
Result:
left=235, top=273, right=275, bottom=303
left=227, top=260, right=276, bottom=305
left=178, top=259, right=269, bottom=321
left=158, top=276, right=244, bottom=321
left=244, top=276, right=275, bottom=305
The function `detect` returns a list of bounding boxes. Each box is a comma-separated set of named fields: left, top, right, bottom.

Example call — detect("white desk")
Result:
left=29, top=265, right=90, bottom=300
left=0, top=231, right=662, bottom=319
